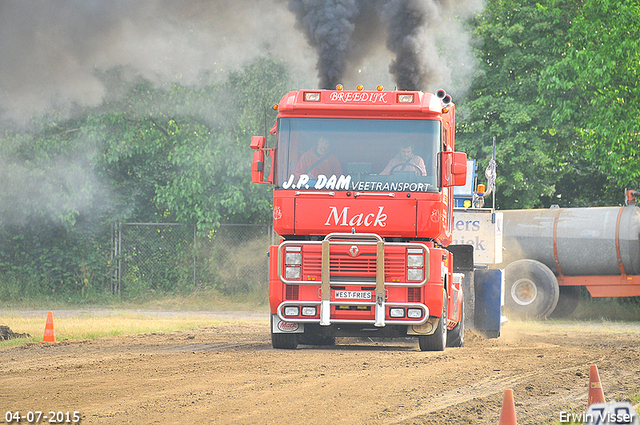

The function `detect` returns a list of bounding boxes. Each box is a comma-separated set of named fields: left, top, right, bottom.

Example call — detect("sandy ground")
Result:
left=1, top=312, right=639, bottom=425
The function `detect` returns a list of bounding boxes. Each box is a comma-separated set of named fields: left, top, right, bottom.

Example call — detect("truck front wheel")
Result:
left=504, top=259, right=559, bottom=319
left=270, top=315, right=299, bottom=349
left=271, top=333, right=299, bottom=349
left=446, top=303, right=464, bottom=348
left=418, top=292, right=447, bottom=351
left=299, top=333, right=336, bottom=346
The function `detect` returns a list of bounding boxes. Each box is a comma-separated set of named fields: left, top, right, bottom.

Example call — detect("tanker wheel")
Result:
left=548, top=286, right=582, bottom=319
left=419, top=291, right=447, bottom=351
left=504, top=259, right=559, bottom=319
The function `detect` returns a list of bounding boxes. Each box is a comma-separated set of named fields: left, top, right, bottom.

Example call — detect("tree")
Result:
left=456, top=0, right=624, bottom=209
left=541, top=0, right=640, bottom=193
left=153, top=57, right=290, bottom=227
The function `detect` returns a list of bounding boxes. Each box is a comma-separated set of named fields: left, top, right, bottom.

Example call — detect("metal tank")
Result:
left=501, top=206, right=640, bottom=276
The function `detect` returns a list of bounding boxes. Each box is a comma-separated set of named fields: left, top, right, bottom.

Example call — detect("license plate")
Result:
left=334, top=290, right=372, bottom=300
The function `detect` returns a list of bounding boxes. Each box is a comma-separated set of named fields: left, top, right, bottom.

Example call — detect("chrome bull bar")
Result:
left=276, top=301, right=429, bottom=326
left=278, top=232, right=430, bottom=328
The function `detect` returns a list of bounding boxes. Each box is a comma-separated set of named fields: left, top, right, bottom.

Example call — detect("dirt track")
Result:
left=2, top=314, right=640, bottom=425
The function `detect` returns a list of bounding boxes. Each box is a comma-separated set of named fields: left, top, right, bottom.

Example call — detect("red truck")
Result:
left=250, top=87, right=469, bottom=350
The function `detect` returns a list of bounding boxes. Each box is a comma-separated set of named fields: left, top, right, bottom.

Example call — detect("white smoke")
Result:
left=0, top=0, right=315, bottom=124
left=0, top=0, right=483, bottom=125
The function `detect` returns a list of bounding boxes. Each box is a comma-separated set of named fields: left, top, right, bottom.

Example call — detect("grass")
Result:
left=0, top=287, right=269, bottom=312
left=0, top=289, right=269, bottom=348
left=569, top=296, right=640, bottom=322
left=0, top=312, right=242, bottom=348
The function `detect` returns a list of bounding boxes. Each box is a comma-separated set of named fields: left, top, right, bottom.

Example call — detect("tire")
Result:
left=446, top=302, right=464, bottom=348
left=504, top=259, right=559, bottom=319
left=270, top=315, right=299, bottom=349
left=299, top=333, right=336, bottom=346
left=548, top=286, right=581, bottom=319
left=419, top=292, right=447, bottom=352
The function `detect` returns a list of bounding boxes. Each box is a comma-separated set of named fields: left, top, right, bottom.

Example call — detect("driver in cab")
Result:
left=380, top=143, right=426, bottom=176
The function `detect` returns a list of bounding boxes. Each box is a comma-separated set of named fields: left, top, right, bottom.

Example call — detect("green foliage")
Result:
left=541, top=0, right=640, bottom=190
left=0, top=222, right=110, bottom=301
left=457, top=0, right=639, bottom=208
left=458, top=0, right=576, bottom=208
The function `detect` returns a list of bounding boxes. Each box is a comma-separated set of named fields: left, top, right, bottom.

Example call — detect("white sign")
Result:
left=334, top=291, right=372, bottom=300
left=329, top=91, right=389, bottom=104
left=282, top=173, right=433, bottom=192
left=451, top=209, right=503, bottom=264
left=324, top=206, right=387, bottom=228
left=581, top=401, right=639, bottom=425
left=272, top=315, right=304, bottom=334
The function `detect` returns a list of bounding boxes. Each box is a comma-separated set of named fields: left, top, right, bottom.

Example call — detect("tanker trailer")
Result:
left=500, top=204, right=640, bottom=318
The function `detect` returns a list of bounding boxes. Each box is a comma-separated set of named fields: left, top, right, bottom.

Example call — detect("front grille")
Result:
left=285, top=284, right=299, bottom=300
left=302, top=251, right=406, bottom=277
left=408, top=286, right=421, bottom=302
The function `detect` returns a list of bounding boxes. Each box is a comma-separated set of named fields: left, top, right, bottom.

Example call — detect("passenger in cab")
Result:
left=294, top=137, right=343, bottom=178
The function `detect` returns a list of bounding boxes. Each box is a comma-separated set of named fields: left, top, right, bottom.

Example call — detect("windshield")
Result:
left=275, top=118, right=441, bottom=192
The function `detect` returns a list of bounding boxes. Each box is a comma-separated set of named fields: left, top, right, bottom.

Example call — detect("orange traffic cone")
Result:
left=588, top=364, right=605, bottom=407
left=42, top=311, right=57, bottom=343
left=498, top=389, right=517, bottom=425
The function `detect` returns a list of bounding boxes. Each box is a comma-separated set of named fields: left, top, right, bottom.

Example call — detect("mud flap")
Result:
left=448, top=244, right=475, bottom=331
left=474, top=269, right=502, bottom=338
left=271, top=314, right=304, bottom=334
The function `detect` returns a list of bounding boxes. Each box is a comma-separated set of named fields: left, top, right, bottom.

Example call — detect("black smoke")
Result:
left=288, top=0, right=364, bottom=90
left=288, top=0, right=482, bottom=91
left=380, top=0, right=443, bottom=91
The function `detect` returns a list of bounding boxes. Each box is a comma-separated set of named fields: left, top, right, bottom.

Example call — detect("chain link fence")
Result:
left=112, top=223, right=273, bottom=297
left=196, top=224, right=273, bottom=295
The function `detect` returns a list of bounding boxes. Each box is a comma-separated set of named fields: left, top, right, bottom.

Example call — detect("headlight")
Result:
left=407, top=254, right=423, bottom=267
left=285, top=252, right=301, bottom=265
left=285, top=266, right=301, bottom=279
left=284, top=306, right=299, bottom=316
left=389, top=308, right=405, bottom=318
left=407, top=268, right=423, bottom=281
left=301, top=306, right=317, bottom=316
left=407, top=308, right=423, bottom=319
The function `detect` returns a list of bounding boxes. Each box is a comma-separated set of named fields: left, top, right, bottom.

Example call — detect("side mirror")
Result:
left=250, top=136, right=265, bottom=150
left=250, top=135, right=273, bottom=184
left=252, top=149, right=265, bottom=184
left=450, top=152, right=468, bottom=186
left=442, top=151, right=468, bottom=187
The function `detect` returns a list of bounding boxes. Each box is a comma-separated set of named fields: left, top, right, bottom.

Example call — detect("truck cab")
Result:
left=251, top=87, right=468, bottom=350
